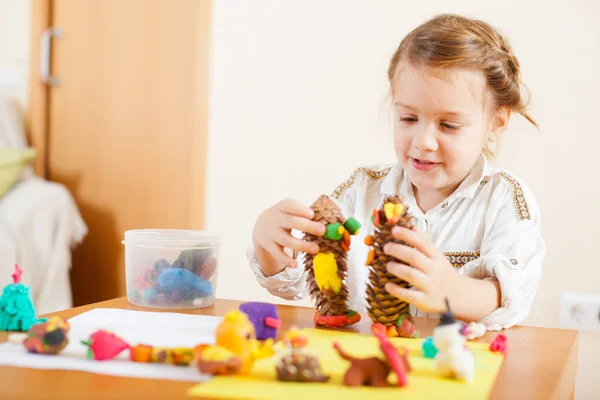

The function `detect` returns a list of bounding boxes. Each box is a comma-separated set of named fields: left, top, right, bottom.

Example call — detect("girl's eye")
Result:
left=399, top=117, right=418, bottom=123
left=441, top=122, right=460, bottom=131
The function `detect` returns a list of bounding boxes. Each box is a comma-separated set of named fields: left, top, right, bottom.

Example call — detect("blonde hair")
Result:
left=388, top=14, right=537, bottom=157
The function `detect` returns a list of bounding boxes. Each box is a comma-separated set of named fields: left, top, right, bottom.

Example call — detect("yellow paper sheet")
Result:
left=188, top=328, right=504, bottom=400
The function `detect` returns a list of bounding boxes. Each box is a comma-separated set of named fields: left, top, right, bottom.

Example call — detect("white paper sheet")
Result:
left=0, top=308, right=223, bottom=382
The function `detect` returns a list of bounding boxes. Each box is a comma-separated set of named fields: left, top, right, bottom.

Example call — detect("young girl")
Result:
left=247, top=14, right=546, bottom=331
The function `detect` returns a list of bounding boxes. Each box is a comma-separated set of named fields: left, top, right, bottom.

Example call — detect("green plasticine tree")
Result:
left=0, top=264, right=46, bottom=331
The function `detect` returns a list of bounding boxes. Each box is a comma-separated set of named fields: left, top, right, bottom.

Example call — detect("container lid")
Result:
left=122, top=229, right=220, bottom=249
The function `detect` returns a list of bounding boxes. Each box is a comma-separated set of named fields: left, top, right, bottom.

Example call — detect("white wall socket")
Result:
left=559, top=292, right=600, bottom=333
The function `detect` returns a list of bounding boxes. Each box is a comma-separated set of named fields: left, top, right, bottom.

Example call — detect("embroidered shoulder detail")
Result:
left=480, top=176, right=490, bottom=186
left=331, top=167, right=391, bottom=199
left=497, top=172, right=531, bottom=220
left=444, top=251, right=481, bottom=268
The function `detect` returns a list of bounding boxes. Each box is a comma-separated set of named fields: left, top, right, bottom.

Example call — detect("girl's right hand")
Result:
left=252, top=198, right=326, bottom=276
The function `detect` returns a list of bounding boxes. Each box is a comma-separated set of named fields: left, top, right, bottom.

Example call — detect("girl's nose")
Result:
left=412, top=123, right=439, bottom=152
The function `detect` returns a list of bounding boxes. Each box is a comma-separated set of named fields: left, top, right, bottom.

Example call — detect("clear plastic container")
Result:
left=123, top=229, right=220, bottom=309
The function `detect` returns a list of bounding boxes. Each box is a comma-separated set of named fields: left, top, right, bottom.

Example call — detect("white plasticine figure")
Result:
left=434, top=299, right=475, bottom=382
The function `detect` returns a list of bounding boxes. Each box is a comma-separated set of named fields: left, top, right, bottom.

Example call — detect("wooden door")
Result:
left=37, top=0, right=211, bottom=305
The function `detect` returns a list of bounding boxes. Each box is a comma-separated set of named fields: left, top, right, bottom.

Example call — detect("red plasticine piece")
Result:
left=314, top=311, right=361, bottom=328
left=371, top=324, right=409, bottom=387
left=371, top=323, right=387, bottom=337
left=490, top=333, right=507, bottom=354
left=81, top=330, right=130, bottom=360
left=12, top=264, right=23, bottom=284
left=264, top=317, right=282, bottom=329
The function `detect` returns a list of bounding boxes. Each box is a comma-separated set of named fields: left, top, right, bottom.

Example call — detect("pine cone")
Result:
left=364, top=195, right=419, bottom=338
left=302, top=195, right=361, bottom=327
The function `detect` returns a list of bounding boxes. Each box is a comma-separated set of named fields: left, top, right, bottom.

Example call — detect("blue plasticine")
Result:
left=157, top=267, right=212, bottom=298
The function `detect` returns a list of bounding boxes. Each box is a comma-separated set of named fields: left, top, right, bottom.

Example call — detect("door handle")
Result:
left=40, top=27, right=63, bottom=86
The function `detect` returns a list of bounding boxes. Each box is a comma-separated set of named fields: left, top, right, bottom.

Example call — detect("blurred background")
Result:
left=0, top=0, right=598, bottom=397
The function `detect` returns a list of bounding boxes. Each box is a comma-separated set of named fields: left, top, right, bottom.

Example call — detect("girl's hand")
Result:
left=252, top=198, right=326, bottom=276
left=383, top=226, right=458, bottom=313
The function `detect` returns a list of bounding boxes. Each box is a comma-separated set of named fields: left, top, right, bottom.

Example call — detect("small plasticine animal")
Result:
left=239, top=302, right=281, bottom=341
left=333, top=342, right=391, bottom=387
left=194, top=310, right=274, bottom=376
left=333, top=326, right=411, bottom=387
left=275, top=327, right=329, bottom=383
left=433, top=299, right=475, bottom=382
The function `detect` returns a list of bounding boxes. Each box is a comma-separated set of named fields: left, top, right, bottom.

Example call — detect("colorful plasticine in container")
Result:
left=123, top=229, right=221, bottom=309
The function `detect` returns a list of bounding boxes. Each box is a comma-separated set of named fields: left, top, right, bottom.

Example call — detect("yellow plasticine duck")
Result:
left=196, top=310, right=275, bottom=375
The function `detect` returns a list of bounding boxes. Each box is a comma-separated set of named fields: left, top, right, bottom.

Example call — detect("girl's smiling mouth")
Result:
left=410, top=157, right=440, bottom=171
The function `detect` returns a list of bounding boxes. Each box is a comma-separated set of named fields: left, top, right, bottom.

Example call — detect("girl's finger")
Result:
left=279, top=199, right=315, bottom=219
left=391, top=226, right=436, bottom=258
left=383, top=242, right=431, bottom=273
left=264, top=242, right=298, bottom=268
left=384, top=283, right=425, bottom=305
left=282, top=215, right=326, bottom=236
left=277, top=230, right=319, bottom=254
left=386, top=262, right=431, bottom=292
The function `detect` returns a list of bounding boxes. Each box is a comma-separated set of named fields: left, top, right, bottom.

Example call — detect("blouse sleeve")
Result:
left=246, top=169, right=360, bottom=301
left=461, top=175, right=546, bottom=330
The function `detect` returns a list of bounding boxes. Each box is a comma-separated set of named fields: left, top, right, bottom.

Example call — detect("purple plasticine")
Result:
left=239, top=302, right=280, bottom=341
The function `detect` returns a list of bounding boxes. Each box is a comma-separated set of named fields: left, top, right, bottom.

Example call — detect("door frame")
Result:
left=27, top=0, right=52, bottom=179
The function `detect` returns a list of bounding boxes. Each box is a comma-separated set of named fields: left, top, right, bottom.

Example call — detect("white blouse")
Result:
left=247, top=155, right=546, bottom=331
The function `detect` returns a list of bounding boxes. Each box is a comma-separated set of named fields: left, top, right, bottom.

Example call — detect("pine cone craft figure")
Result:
left=364, top=195, right=419, bottom=338
left=303, top=195, right=362, bottom=328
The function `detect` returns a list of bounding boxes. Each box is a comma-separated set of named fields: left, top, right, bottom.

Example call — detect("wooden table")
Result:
left=0, top=297, right=578, bottom=399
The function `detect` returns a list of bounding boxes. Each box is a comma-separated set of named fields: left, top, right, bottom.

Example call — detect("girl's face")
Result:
left=392, top=63, right=504, bottom=197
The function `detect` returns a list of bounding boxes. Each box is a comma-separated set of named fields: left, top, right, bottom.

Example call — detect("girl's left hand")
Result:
left=383, top=226, right=458, bottom=313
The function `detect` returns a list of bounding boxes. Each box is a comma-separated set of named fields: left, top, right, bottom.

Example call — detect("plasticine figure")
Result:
left=194, top=310, right=274, bottom=375
left=239, top=302, right=281, bottom=341
left=276, top=326, right=330, bottom=383
left=433, top=299, right=475, bottom=382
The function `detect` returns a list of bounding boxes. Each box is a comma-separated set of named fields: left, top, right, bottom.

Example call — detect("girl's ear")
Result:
left=492, top=106, right=511, bottom=135
left=484, top=107, right=511, bottom=158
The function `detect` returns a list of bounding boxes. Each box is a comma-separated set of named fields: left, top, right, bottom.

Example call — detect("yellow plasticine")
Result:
left=313, top=253, right=342, bottom=294
left=200, top=346, right=236, bottom=362
left=395, top=203, right=405, bottom=216
left=188, top=328, right=505, bottom=400
left=384, top=203, right=396, bottom=220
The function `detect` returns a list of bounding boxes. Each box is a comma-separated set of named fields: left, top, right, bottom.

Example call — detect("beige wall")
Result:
left=0, top=0, right=31, bottom=109
left=1, top=0, right=597, bottom=398
left=206, top=1, right=599, bottom=398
